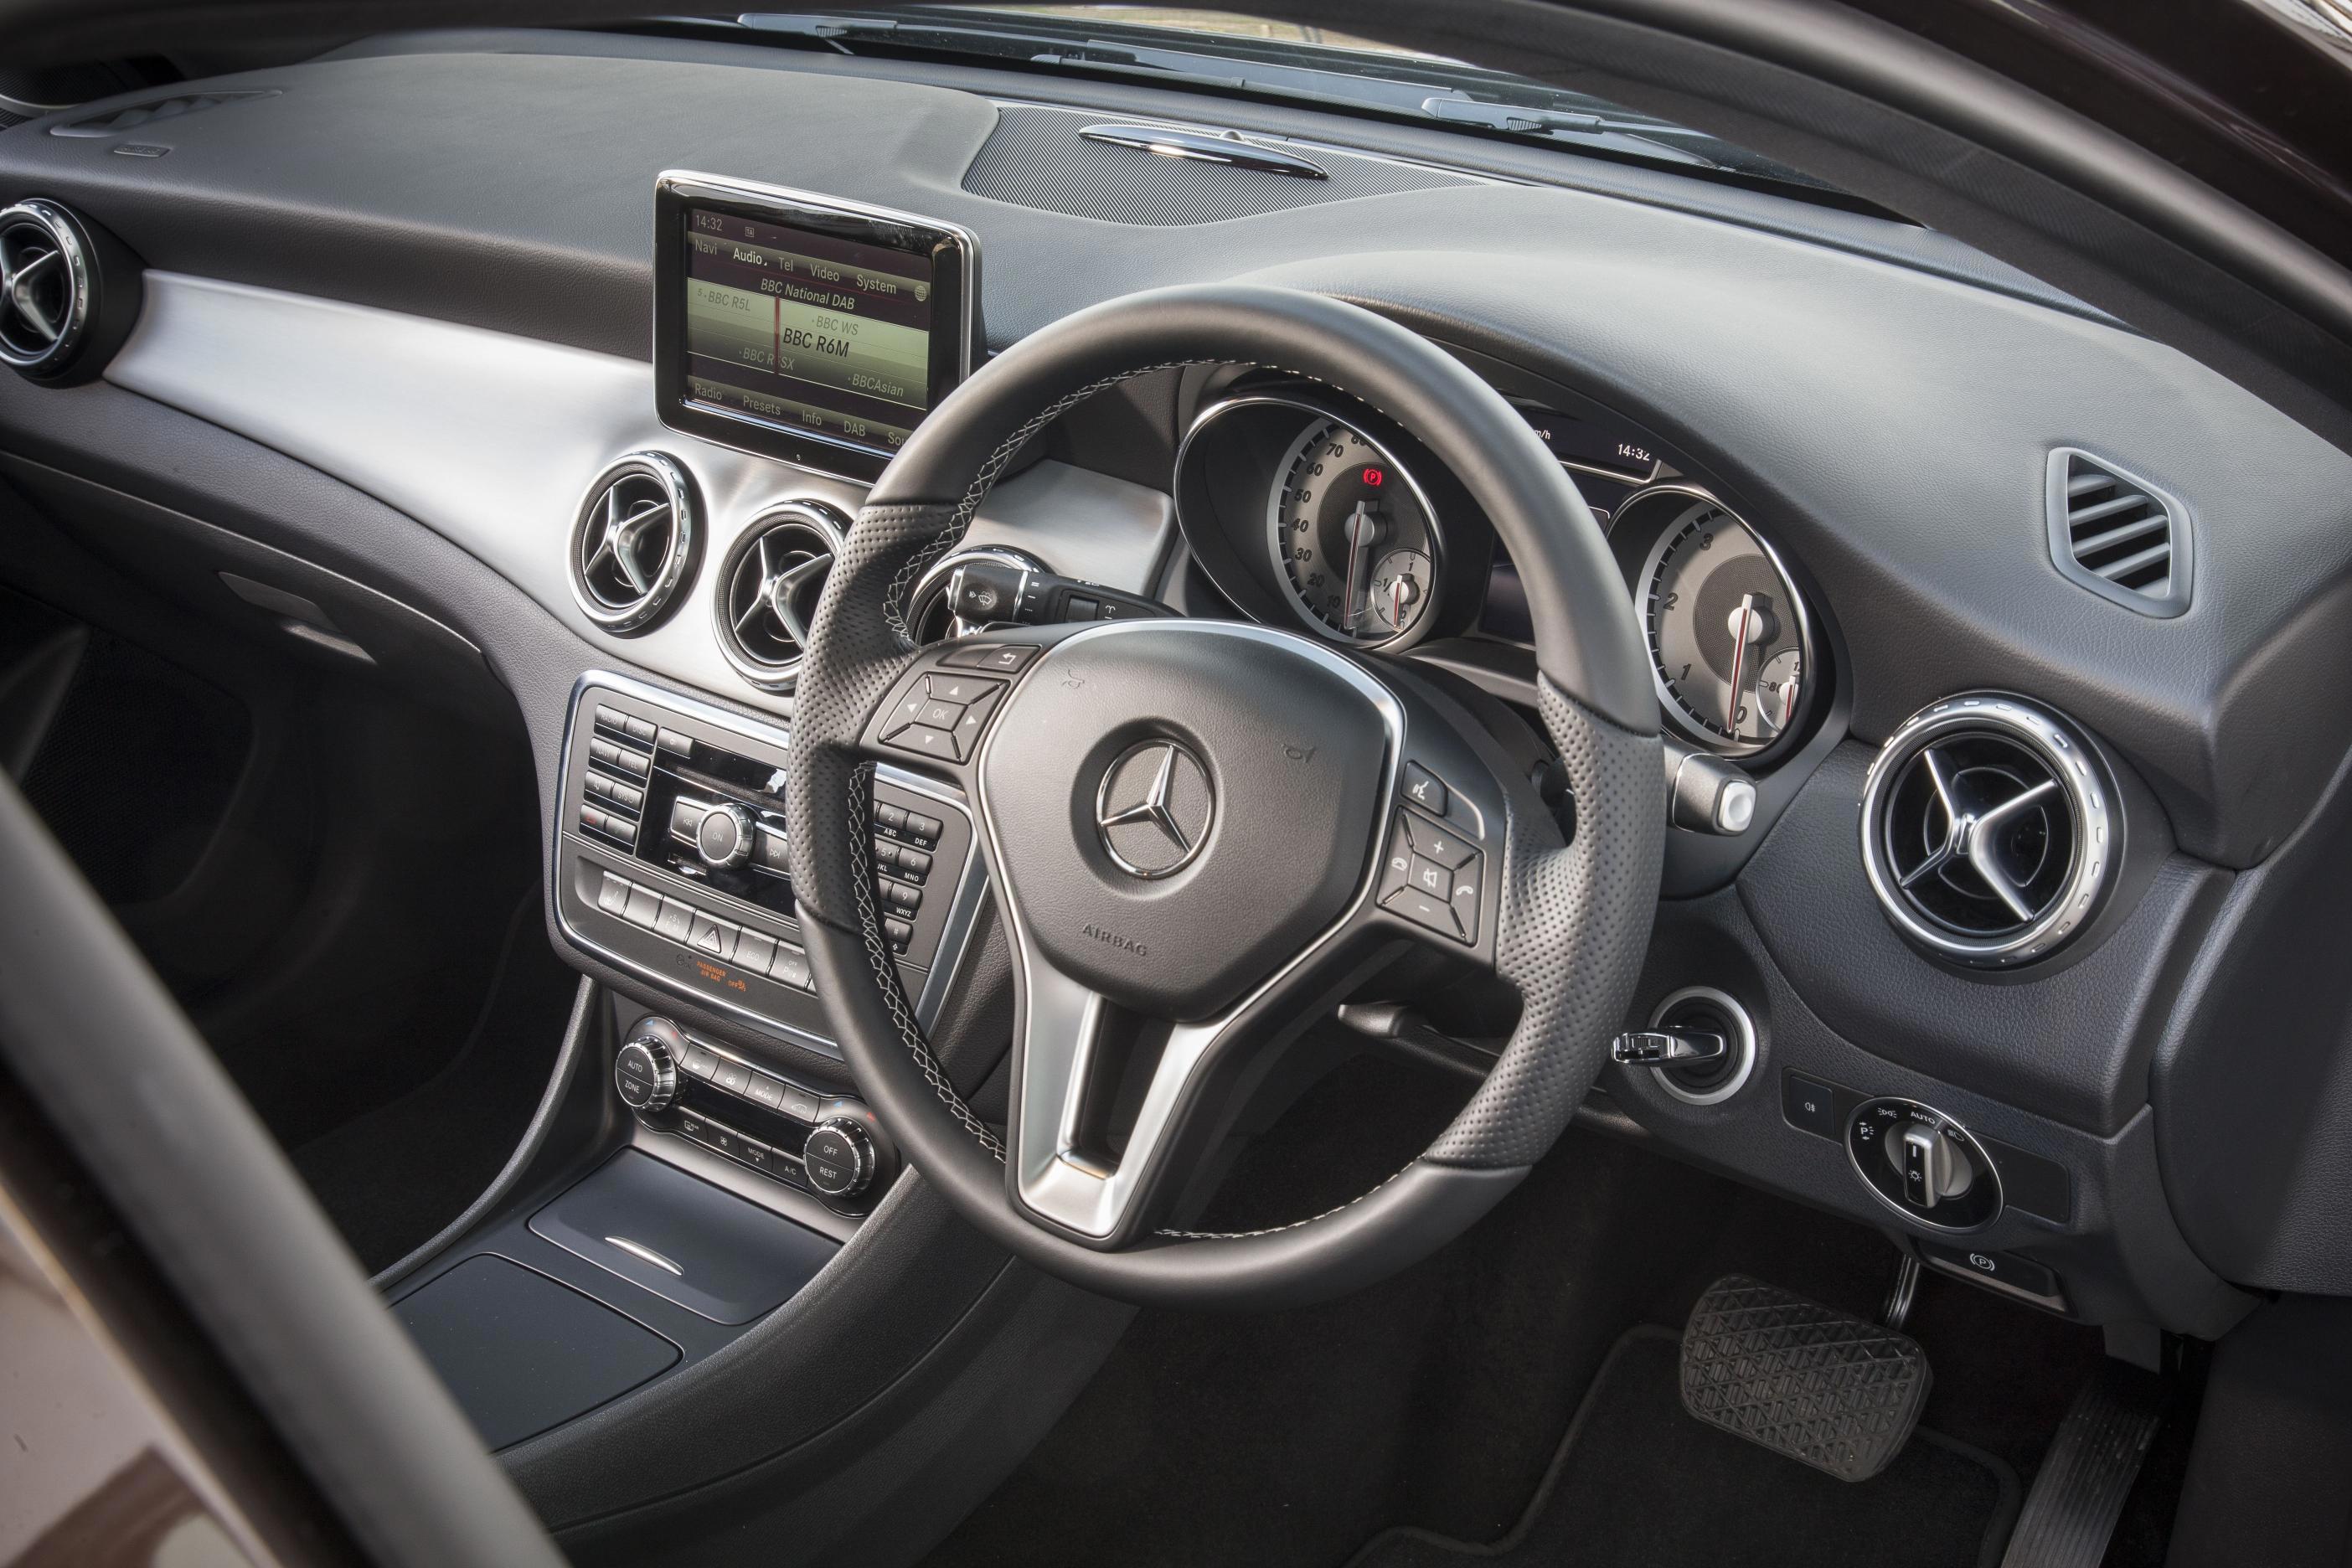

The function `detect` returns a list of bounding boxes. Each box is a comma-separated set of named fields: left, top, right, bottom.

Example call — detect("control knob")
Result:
left=696, top=802, right=758, bottom=869
left=1847, top=1098, right=2003, bottom=1230
left=614, top=1034, right=678, bottom=1112
left=802, top=1117, right=876, bottom=1199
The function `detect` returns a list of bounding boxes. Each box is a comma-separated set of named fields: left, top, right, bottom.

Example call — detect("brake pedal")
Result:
left=1680, top=1273, right=1932, bottom=1483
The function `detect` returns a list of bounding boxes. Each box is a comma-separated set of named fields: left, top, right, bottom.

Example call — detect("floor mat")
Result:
left=1349, top=1327, right=2020, bottom=1568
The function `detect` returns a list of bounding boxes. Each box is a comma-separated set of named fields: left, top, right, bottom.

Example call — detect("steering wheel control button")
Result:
left=885, top=721, right=958, bottom=761
left=939, top=642, right=1040, bottom=673
left=802, top=1119, right=876, bottom=1199
left=882, top=672, right=1009, bottom=762
left=1402, top=761, right=1449, bottom=815
left=1849, top=1098, right=2003, bottom=1231
left=1379, top=805, right=1483, bottom=944
left=614, top=1037, right=677, bottom=1112
left=1402, top=812, right=1477, bottom=870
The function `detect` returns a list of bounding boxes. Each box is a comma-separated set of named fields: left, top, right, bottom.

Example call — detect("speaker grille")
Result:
left=963, top=105, right=1467, bottom=224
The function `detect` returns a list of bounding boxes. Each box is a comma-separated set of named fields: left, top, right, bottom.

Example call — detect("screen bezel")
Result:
left=654, top=171, right=979, bottom=483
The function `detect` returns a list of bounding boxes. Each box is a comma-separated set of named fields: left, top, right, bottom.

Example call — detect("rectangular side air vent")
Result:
left=2045, top=449, right=2192, bottom=617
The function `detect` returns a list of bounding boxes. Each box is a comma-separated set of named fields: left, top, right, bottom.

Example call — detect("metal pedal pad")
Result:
left=1680, top=1273, right=1932, bottom=1483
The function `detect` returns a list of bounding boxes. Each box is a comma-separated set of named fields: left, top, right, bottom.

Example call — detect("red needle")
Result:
left=1392, top=574, right=1405, bottom=632
left=1725, top=594, right=1756, bottom=735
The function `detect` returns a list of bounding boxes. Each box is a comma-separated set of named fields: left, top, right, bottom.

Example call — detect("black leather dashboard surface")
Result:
left=0, top=41, right=2343, bottom=873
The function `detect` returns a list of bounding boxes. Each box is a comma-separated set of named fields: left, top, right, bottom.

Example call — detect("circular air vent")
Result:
left=1859, top=695, right=2115, bottom=967
left=0, top=200, right=92, bottom=377
left=714, top=501, right=846, bottom=689
left=569, top=454, right=698, bottom=634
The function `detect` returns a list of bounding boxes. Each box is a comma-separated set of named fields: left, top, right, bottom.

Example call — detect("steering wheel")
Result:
left=786, top=285, right=1662, bottom=1308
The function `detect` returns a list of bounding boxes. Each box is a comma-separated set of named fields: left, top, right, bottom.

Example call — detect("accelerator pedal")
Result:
left=1997, top=1359, right=2164, bottom=1567
left=1679, top=1273, right=1932, bottom=1483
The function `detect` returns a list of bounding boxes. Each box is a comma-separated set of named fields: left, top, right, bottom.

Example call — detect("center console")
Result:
left=554, top=673, right=985, bottom=1056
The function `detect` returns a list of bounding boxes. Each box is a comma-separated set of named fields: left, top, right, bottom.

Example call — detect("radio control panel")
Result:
left=555, top=675, right=983, bottom=1054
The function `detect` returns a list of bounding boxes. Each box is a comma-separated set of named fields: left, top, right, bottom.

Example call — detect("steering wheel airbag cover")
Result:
left=979, top=622, right=1389, bottom=1019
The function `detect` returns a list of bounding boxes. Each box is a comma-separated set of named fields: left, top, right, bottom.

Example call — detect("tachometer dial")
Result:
left=1266, top=417, right=1442, bottom=645
left=1628, top=491, right=1811, bottom=756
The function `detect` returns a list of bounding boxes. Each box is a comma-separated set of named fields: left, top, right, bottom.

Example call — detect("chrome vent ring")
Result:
left=714, top=501, right=846, bottom=689
left=1859, top=694, right=2115, bottom=967
left=569, top=453, right=698, bottom=634
left=0, top=200, right=90, bottom=375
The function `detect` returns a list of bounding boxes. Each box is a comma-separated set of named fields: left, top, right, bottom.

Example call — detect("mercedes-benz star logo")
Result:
left=1096, top=740, right=1214, bottom=879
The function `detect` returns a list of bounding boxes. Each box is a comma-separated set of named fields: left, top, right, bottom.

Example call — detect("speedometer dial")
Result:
left=1628, top=490, right=1811, bottom=756
left=1266, top=416, right=1442, bottom=646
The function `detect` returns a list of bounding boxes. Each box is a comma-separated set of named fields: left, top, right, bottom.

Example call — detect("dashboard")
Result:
left=5, top=29, right=2352, bottom=1338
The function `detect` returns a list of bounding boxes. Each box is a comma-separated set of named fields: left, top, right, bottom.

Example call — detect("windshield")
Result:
left=722, top=6, right=1854, bottom=202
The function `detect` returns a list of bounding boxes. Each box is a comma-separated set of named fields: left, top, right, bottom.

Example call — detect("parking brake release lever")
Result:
left=1610, top=1027, right=1728, bottom=1065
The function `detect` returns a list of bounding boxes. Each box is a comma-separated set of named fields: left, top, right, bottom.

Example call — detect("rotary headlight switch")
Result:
left=1848, top=1098, right=2002, bottom=1231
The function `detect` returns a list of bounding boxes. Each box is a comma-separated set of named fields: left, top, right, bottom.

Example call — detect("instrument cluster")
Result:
left=1168, top=378, right=1821, bottom=764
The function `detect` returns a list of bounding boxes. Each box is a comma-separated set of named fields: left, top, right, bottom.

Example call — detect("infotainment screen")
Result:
left=654, top=173, right=978, bottom=482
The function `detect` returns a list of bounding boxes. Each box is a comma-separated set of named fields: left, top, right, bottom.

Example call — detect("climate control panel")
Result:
left=617, top=1017, right=895, bottom=1215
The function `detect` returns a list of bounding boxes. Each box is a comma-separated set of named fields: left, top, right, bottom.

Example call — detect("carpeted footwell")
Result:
left=1349, top=1327, right=2020, bottom=1568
